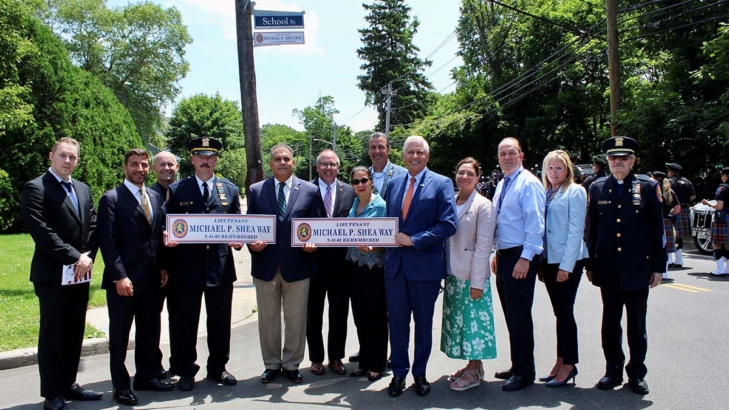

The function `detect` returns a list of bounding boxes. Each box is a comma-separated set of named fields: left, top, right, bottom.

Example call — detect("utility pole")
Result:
left=235, top=0, right=264, bottom=191
left=606, top=0, right=620, bottom=137
left=331, top=123, right=338, bottom=152
left=382, top=82, right=397, bottom=137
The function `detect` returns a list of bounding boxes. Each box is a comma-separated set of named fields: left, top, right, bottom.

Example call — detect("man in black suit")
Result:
left=306, top=149, right=356, bottom=376
left=98, top=149, right=174, bottom=406
left=20, top=137, right=101, bottom=410
left=163, top=137, right=242, bottom=392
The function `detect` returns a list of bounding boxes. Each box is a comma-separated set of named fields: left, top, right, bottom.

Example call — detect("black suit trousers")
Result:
left=306, top=263, right=350, bottom=363
left=600, top=287, right=649, bottom=378
left=158, top=285, right=177, bottom=372
left=348, top=261, right=389, bottom=373
left=543, top=260, right=584, bottom=365
left=495, top=248, right=538, bottom=379
left=170, top=283, right=233, bottom=377
left=34, top=282, right=89, bottom=399
left=106, top=287, right=162, bottom=389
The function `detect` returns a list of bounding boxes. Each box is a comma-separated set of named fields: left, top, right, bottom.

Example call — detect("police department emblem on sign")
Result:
left=297, top=223, right=312, bottom=242
left=172, top=219, right=188, bottom=239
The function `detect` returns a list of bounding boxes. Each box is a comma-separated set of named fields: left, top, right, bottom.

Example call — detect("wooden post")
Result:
left=606, top=0, right=620, bottom=136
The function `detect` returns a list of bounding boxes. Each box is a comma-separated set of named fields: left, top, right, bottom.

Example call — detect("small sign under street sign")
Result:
left=254, top=14, right=304, bottom=30
left=253, top=31, right=305, bottom=47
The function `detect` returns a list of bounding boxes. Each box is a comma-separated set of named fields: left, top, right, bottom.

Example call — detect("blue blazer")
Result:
left=544, top=183, right=588, bottom=272
left=384, top=168, right=457, bottom=281
left=246, top=176, right=323, bottom=282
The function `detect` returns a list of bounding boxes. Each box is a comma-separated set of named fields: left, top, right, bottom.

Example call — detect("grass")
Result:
left=0, top=234, right=107, bottom=352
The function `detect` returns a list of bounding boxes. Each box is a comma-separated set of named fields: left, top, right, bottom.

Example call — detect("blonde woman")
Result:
left=651, top=171, right=680, bottom=281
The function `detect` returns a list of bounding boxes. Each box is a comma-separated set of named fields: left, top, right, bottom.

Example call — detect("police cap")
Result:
left=594, top=157, right=608, bottom=167
left=187, top=137, right=222, bottom=156
left=666, top=162, right=682, bottom=172
left=601, top=136, right=639, bottom=156
left=652, top=171, right=667, bottom=178
left=722, top=167, right=729, bottom=176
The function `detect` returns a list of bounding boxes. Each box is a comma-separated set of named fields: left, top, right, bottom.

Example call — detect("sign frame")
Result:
left=291, top=217, right=399, bottom=247
left=253, top=31, right=305, bottom=47
left=166, top=214, right=276, bottom=244
left=254, top=14, right=305, bottom=30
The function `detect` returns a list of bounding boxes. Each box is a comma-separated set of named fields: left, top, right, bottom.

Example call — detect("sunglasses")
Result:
left=608, top=154, right=631, bottom=161
left=351, top=178, right=370, bottom=185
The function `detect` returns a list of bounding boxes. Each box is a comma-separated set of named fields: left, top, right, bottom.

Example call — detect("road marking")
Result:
left=661, top=283, right=711, bottom=293
left=670, top=283, right=712, bottom=292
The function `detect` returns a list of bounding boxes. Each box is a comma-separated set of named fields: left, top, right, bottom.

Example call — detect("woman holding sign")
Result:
left=441, top=157, right=497, bottom=391
left=345, top=166, right=389, bottom=382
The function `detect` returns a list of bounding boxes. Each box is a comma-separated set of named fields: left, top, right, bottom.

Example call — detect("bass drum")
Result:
left=693, top=230, right=713, bottom=255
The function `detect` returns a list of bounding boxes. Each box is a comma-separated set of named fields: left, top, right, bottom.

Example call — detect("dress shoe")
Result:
left=167, top=367, right=180, bottom=377
left=349, top=368, right=366, bottom=377
left=629, top=377, right=650, bottom=394
left=310, top=362, right=325, bottom=375
left=413, top=374, right=431, bottom=396
left=283, top=369, right=303, bottom=383
left=64, top=383, right=102, bottom=401
left=154, top=369, right=168, bottom=380
left=387, top=376, right=406, bottom=397
left=546, top=367, right=578, bottom=387
left=261, top=368, right=281, bottom=383
left=348, top=351, right=360, bottom=362
left=494, top=369, right=513, bottom=380
left=502, top=375, right=534, bottom=392
left=207, top=371, right=237, bottom=386
left=597, top=375, right=624, bottom=390
left=113, top=389, right=138, bottom=406
left=328, top=360, right=347, bottom=375
left=134, top=377, right=175, bottom=391
left=43, top=397, right=73, bottom=410
left=176, top=375, right=195, bottom=391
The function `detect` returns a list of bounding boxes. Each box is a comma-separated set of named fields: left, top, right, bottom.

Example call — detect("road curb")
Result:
left=0, top=338, right=110, bottom=371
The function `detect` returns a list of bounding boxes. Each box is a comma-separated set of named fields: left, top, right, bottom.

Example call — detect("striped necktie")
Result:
left=277, top=182, right=287, bottom=221
left=140, top=188, right=152, bottom=224
left=324, top=185, right=332, bottom=218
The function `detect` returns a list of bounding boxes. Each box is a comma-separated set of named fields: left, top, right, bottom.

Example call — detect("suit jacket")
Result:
left=384, top=168, right=457, bottom=281
left=312, top=177, right=356, bottom=271
left=370, top=161, right=406, bottom=200
left=544, top=183, right=589, bottom=272
left=98, top=185, right=164, bottom=292
left=586, top=173, right=666, bottom=290
left=163, top=175, right=241, bottom=287
left=20, top=171, right=98, bottom=283
left=246, top=176, right=323, bottom=282
left=445, top=190, right=495, bottom=290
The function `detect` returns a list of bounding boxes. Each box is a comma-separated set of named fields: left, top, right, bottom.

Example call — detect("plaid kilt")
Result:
left=663, top=218, right=676, bottom=253
left=711, top=221, right=729, bottom=246
left=673, top=207, right=692, bottom=239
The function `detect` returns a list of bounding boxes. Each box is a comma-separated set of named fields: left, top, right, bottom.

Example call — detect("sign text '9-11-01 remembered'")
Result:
left=166, top=214, right=276, bottom=244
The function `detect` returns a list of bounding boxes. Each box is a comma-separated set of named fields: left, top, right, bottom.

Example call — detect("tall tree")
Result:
left=357, top=0, right=433, bottom=130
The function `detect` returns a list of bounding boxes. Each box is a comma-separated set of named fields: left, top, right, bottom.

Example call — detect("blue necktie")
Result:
left=61, top=181, right=80, bottom=215
left=497, top=176, right=512, bottom=211
left=277, top=182, right=286, bottom=221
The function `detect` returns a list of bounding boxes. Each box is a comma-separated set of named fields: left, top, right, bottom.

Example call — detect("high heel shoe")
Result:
left=539, top=374, right=557, bottom=382
left=545, top=367, right=578, bottom=387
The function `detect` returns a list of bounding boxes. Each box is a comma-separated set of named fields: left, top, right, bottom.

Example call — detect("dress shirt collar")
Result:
left=195, top=175, right=215, bottom=192
left=47, top=167, right=73, bottom=184
left=407, top=167, right=427, bottom=182
left=123, top=179, right=144, bottom=200
left=317, top=178, right=337, bottom=192
left=274, top=175, right=293, bottom=189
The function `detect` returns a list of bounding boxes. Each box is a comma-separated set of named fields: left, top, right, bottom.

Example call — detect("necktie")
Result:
left=202, top=181, right=209, bottom=204
left=140, top=188, right=152, bottom=224
left=61, top=181, right=80, bottom=215
left=402, top=177, right=416, bottom=219
left=277, top=182, right=287, bottom=221
left=497, top=176, right=512, bottom=211
left=324, top=185, right=333, bottom=218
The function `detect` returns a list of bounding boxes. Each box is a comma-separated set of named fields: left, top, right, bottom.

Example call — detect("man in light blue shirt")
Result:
left=491, top=137, right=545, bottom=391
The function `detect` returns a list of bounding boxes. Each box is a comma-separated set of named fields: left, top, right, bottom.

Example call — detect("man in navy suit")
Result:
left=247, top=143, right=323, bottom=384
left=384, top=136, right=457, bottom=397
left=162, top=137, right=242, bottom=391
left=98, top=149, right=174, bottom=406
left=20, top=137, right=101, bottom=410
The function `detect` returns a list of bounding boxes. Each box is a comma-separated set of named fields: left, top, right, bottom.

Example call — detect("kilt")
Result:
left=673, top=207, right=692, bottom=239
left=711, top=221, right=729, bottom=246
left=663, top=218, right=676, bottom=253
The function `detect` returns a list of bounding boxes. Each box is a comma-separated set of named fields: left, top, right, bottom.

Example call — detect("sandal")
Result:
left=448, top=366, right=467, bottom=382
left=367, top=371, right=383, bottom=382
left=349, top=368, right=366, bottom=377
left=450, top=368, right=481, bottom=391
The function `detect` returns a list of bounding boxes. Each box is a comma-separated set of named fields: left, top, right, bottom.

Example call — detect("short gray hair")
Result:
left=270, top=143, right=293, bottom=157
left=403, top=136, right=430, bottom=154
left=316, top=149, right=340, bottom=165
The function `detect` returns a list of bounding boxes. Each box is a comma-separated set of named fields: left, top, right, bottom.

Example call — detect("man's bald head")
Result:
left=152, top=151, right=178, bottom=188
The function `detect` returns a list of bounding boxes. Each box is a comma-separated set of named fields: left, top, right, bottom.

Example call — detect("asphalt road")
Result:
left=1, top=245, right=727, bottom=410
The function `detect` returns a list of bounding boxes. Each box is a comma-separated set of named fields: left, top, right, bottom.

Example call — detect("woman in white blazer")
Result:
left=440, top=157, right=497, bottom=391
left=539, top=150, right=588, bottom=387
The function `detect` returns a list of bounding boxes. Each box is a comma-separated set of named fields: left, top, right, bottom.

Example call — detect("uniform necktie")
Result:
left=324, top=185, right=332, bottom=218
left=140, top=188, right=152, bottom=224
left=277, top=182, right=287, bottom=221
left=202, top=181, right=209, bottom=204
left=497, top=176, right=512, bottom=211
left=60, top=181, right=80, bottom=215
left=402, top=177, right=416, bottom=219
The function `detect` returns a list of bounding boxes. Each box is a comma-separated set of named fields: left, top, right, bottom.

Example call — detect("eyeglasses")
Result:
left=608, top=154, right=631, bottom=161
left=317, top=162, right=339, bottom=168
left=351, top=178, right=370, bottom=185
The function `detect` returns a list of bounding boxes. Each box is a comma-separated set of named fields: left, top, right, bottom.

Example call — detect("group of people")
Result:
left=23, top=131, right=711, bottom=410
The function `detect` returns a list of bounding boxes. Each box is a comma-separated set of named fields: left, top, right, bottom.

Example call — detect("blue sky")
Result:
left=106, top=0, right=462, bottom=132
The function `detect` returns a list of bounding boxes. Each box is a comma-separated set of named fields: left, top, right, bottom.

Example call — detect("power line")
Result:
left=424, top=30, right=457, bottom=60
left=630, top=0, right=728, bottom=30
left=489, top=0, right=586, bottom=36
left=626, top=12, right=729, bottom=40
left=618, top=0, right=712, bottom=25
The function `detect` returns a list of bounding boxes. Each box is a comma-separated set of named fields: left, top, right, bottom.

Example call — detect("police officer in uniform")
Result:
left=666, top=163, right=696, bottom=267
left=582, top=157, right=608, bottom=190
left=163, top=137, right=242, bottom=392
left=586, top=136, right=665, bottom=395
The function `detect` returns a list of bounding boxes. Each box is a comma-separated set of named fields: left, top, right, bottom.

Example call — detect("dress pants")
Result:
left=34, top=282, right=89, bottom=399
left=254, top=271, right=309, bottom=371
left=348, top=261, right=388, bottom=373
left=306, top=264, right=349, bottom=363
left=107, top=288, right=162, bottom=389
left=600, top=287, right=649, bottom=378
left=385, top=268, right=441, bottom=378
left=169, top=283, right=233, bottom=377
left=543, top=260, right=584, bottom=365
left=158, top=283, right=177, bottom=372
left=495, top=247, right=538, bottom=379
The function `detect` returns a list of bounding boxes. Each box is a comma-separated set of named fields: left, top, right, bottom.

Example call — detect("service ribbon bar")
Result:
left=166, top=214, right=276, bottom=244
left=291, top=217, right=399, bottom=247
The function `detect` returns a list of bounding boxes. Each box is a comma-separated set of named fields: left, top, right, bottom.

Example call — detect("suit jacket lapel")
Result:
left=409, top=170, right=431, bottom=211
left=284, top=177, right=301, bottom=221
left=332, top=180, right=344, bottom=216
left=381, top=163, right=393, bottom=198
left=458, top=189, right=477, bottom=221
left=119, top=185, right=151, bottom=230
left=393, top=174, right=407, bottom=218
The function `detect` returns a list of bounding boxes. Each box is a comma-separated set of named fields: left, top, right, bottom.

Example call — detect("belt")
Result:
left=497, top=246, right=523, bottom=256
